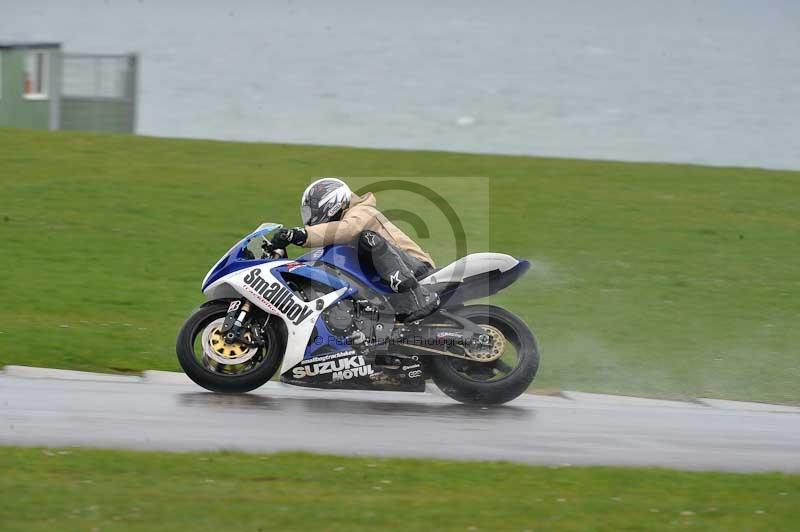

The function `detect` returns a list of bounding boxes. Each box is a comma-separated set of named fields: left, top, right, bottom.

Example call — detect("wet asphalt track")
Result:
left=1, top=372, right=799, bottom=473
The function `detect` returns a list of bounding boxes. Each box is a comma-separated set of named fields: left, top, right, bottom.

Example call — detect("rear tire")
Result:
left=431, top=304, right=539, bottom=405
left=176, top=301, right=284, bottom=393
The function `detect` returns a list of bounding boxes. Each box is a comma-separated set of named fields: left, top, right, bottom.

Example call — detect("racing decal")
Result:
left=242, top=268, right=313, bottom=325
left=292, top=350, right=375, bottom=381
left=227, top=300, right=241, bottom=312
left=402, top=364, right=420, bottom=371
left=407, top=370, right=423, bottom=378
left=284, top=261, right=305, bottom=271
left=389, top=271, right=401, bottom=291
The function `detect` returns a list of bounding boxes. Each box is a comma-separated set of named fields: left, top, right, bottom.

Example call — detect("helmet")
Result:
left=300, top=178, right=352, bottom=226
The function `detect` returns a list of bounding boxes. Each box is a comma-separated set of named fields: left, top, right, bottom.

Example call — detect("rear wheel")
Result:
left=176, top=301, right=284, bottom=393
left=430, top=304, right=539, bottom=405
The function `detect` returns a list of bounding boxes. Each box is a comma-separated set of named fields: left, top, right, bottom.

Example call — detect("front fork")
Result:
left=220, top=299, right=266, bottom=347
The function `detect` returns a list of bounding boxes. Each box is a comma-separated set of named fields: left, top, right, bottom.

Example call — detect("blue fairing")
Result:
left=202, top=257, right=274, bottom=292
left=201, top=225, right=282, bottom=292
left=202, top=230, right=391, bottom=359
left=303, top=318, right=352, bottom=359
left=271, top=262, right=349, bottom=291
left=202, top=230, right=357, bottom=350
left=297, top=245, right=394, bottom=294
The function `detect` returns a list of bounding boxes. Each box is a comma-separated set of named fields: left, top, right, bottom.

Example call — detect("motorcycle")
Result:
left=176, top=223, right=539, bottom=404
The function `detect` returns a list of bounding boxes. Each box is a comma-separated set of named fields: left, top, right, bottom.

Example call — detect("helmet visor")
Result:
left=300, top=204, right=313, bottom=226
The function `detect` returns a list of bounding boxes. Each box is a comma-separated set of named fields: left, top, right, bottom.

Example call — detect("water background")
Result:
left=2, top=0, right=799, bottom=169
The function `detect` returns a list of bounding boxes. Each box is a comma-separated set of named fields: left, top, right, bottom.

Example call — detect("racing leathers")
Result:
left=274, top=192, right=439, bottom=322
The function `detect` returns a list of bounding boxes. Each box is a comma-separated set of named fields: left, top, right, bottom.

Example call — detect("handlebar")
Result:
left=260, top=238, right=286, bottom=260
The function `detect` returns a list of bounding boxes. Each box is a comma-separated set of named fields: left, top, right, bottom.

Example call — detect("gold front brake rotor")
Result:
left=208, top=327, right=253, bottom=359
left=466, top=325, right=506, bottom=362
left=200, top=317, right=260, bottom=366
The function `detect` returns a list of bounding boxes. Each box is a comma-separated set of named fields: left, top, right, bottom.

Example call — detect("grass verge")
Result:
left=1, top=128, right=799, bottom=402
left=1, top=447, right=798, bottom=531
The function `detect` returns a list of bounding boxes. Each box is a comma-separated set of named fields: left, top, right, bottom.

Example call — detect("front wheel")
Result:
left=176, top=301, right=284, bottom=393
left=431, top=304, right=539, bottom=405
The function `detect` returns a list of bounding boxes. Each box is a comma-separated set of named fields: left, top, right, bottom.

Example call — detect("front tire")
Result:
left=431, top=304, right=539, bottom=405
left=176, top=301, right=284, bottom=393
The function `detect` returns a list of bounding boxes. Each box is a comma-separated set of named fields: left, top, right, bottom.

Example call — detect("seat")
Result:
left=418, top=253, right=521, bottom=285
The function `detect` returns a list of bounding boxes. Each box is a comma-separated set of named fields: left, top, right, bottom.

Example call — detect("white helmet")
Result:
left=300, top=177, right=352, bottom=226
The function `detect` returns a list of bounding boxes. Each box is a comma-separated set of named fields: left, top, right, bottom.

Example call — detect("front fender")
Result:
left=200, top=298, right=236, bottom=308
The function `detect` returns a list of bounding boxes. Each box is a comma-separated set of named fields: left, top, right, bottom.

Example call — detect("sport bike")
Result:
left=176, top=223, right=539, bottom=404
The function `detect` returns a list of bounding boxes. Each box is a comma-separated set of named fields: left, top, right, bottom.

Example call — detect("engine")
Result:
left=321, top=298, right=393, bottom=348
left=322, top=299, right=357, bottom=335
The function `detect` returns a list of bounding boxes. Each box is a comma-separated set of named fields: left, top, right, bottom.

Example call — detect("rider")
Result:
left=270, top=177, right=440, bottom=322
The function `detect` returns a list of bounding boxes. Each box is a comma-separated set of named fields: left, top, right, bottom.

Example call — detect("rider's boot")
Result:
left=358, top=230, right=440, bottom=321
left=402, top=284, right=440, bottom=322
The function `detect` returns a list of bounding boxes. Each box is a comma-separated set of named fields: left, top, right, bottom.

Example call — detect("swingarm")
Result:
left=389, top=309, right=496, bottom=360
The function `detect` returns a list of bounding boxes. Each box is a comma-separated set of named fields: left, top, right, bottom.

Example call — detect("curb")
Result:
left=518, top=393, right=575, bottom=406
left=142, top=370, right=194, bottom=385
left=2, top=365, right=141, bottom=384
left=561, top=391, right=706, bottom=409
left=696, top=398, right=800, bottom=414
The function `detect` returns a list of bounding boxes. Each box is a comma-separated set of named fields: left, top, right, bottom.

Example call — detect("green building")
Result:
left=0, top=41, right=60, bottom=130
left=0, top=41, right=137, bottom=133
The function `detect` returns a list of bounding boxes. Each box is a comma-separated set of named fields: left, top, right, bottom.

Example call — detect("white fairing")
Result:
left=202, top=261, right=348, bottom=376
left=419, top=253, right=520, bottom=285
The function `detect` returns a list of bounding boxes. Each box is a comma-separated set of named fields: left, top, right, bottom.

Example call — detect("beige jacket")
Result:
left=303, top=192, right=435, bottom=266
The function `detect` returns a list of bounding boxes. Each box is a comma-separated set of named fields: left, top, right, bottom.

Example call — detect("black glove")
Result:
left=271, top=227, right=307, bottom=248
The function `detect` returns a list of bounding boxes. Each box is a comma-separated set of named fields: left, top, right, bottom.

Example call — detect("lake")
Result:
left=2, top=0, right=799, bottom=169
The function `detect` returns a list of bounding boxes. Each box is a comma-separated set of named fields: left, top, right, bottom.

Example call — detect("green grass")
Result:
left=1, top=128, right=799, bottom=402
left=1, top=447, right=798, bottom=531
